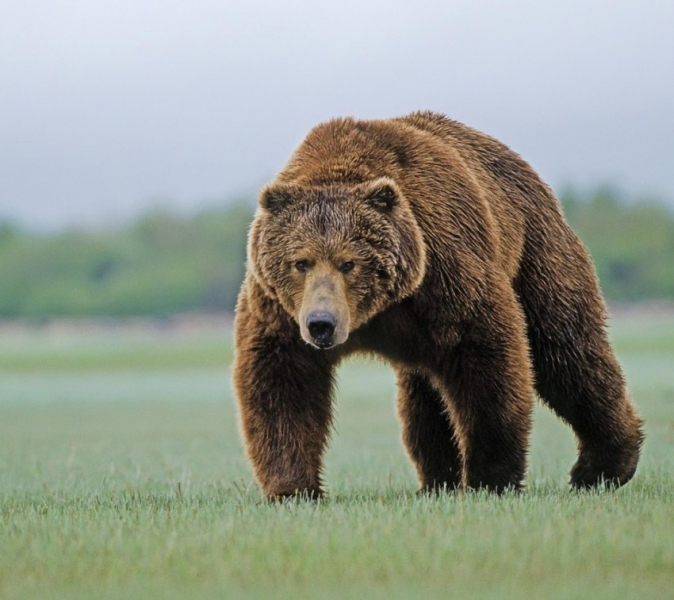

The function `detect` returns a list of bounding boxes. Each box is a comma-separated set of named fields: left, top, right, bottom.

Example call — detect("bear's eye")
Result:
left=339, top=261, right=355, bottom=274
left=294, top=260, right=310, bottom=273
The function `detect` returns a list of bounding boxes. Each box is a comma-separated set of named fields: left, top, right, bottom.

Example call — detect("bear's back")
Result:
left=279, top=112, right=564, bottom=280
left=394, top=112, right=567, bottom=278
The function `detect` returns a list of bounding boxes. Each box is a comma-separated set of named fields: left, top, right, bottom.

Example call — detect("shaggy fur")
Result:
left=233, top=111, right=643, bottom=499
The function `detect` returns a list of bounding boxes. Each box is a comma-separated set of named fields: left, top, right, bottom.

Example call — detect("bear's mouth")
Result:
left=300, top=314, right=349, bottom=349
left=306, top=310, right=337, bottom=348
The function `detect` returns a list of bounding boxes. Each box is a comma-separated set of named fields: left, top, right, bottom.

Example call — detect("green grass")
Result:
left=1, top=316, right=674, bottom=599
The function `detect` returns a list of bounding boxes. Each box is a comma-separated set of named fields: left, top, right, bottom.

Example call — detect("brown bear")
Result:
left=233, top=111, right=643, bottom=499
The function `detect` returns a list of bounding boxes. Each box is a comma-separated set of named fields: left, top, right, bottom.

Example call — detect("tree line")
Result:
left=0, top=188, right=672, bottom=318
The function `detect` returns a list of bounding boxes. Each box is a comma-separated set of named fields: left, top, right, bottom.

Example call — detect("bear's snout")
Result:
left=306, top=311, right=337, bottom=348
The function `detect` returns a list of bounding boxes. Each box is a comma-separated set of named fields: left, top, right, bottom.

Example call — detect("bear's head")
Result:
left=249, top=177, right=426, bottom=349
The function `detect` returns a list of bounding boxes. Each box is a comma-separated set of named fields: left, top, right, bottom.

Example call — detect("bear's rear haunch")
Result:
left=233, top=111, right=643, bottom=499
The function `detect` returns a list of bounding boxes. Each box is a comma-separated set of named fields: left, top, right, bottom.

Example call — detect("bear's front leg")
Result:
left=440, top=279, right=535, bottom=492
left=234, top=292, right=335, bottom=500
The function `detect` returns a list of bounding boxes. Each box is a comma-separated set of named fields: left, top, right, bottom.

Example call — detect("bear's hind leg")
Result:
left=516, top=229, right=644, bottom=489
left=396, top=368, right=463, bottom=492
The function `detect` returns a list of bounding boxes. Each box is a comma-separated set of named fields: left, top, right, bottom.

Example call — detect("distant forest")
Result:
left=0, top=188, right=672, bottom=318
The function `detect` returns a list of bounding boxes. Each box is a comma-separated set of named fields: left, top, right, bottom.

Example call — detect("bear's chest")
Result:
left=343, top=300, right=457, bottom=367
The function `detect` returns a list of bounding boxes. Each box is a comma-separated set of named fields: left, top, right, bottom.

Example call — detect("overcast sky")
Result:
left=1, top=0, right=673, bottom=230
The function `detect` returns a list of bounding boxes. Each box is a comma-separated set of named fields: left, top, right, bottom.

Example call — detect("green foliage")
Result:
left=0, top=204, right=254, bottom=318
left=0, top=188, right=673, bottom=317
left=561, top=187, right=674, bottom=302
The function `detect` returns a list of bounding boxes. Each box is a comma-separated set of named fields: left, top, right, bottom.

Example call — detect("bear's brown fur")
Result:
left=233, top=111, right=643, bottom=499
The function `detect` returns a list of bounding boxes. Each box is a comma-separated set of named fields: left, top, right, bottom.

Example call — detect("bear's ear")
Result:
left=259, top=184, right=295, bottom=214
left=364, top=179, right=399, bottom=212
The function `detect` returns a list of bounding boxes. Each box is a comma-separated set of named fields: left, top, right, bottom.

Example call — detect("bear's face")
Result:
left=249, top=177, right=426, bottom=349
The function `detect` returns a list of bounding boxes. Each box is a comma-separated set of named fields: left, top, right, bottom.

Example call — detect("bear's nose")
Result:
left=306, top=311, right=336, bottom=348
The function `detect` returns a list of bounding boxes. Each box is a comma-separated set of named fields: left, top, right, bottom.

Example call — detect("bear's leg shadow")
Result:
left=234, top=315, right=335, bottom=500
left=441, top=279, right=534, bottom=492
left=396, top=368, right=463, bottom=492
left=515, top=231, right=643, bottom=488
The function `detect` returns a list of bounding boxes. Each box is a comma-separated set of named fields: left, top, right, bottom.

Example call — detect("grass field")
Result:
left=1, top=314, right=673, bottom=599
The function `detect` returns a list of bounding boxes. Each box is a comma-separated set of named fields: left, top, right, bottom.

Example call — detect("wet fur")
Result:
left=234, top=111, right=644, bottom=499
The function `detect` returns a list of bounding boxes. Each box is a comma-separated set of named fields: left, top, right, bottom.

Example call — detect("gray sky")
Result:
left=1, top=0, right=673, bottom=230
